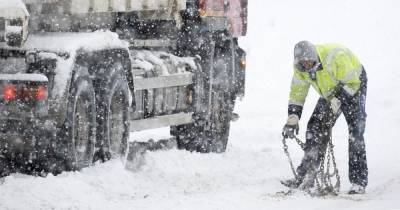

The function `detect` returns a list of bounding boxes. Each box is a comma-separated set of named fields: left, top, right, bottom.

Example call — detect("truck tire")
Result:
left=96, top=61, right=130, bottom=161
left=63, top=66, right=96, bottom=171
left=203, top=36, right=235, bottom=152
left=173, top=33, right=234, bottom=153
left=0, top=157, right=10, bottom=178
left=204, top=90, right=233, bottom=152
left=174, top=91, right=233, bottom=153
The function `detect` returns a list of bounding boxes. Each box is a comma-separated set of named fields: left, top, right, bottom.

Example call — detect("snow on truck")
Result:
left=0, top=0, right=247, bottom=175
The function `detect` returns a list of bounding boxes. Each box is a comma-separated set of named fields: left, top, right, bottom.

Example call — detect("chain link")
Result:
left=282, top=137, right=299, bottom=180
left=282, top=130, right=341, bottom=196
left=294, top=136, right=306, bottom=150
left=329, top=139, right=341, bottom=191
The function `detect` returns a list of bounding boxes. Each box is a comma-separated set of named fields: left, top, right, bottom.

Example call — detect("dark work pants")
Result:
left=296, top=70, right=368, bottom=187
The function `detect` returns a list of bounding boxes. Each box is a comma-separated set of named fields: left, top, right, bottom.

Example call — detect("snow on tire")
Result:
left=62, top=66, right=96, bottom=171
left=96, top=60, right=130, bottom=161
left=172, top=33, right=234, bottom=153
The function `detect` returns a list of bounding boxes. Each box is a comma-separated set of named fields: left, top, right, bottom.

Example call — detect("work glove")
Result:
left=330, top=97, right=341, bottom=115
left=282, top=114, right=299, bottom=139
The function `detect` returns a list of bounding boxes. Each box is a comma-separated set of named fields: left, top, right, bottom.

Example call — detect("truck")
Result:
left=0, top=0, right=247, bottom=176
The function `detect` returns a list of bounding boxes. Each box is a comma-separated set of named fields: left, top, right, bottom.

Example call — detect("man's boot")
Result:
left=281, top=177, right=303, bottom=189
left=348, top=184, right=366, bottom=194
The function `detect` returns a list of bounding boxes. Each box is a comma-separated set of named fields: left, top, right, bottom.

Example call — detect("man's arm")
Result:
left=283, top=70, right=310, bottom=138
left=288, top=70, right=310, bottom=119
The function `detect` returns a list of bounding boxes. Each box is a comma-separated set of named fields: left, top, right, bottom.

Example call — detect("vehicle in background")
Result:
left=0, top=0, right=247, bottom=176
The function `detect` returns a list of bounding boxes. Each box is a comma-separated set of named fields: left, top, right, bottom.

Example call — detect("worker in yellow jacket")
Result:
left=281, top=41, right=368, bottom=194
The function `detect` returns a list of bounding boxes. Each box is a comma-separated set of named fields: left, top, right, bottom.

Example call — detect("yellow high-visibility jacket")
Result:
left=289, top=44, right=363, bottom=107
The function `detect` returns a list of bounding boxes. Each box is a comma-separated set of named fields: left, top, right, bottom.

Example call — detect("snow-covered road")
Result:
left=1, top=0, right=400, bottom=209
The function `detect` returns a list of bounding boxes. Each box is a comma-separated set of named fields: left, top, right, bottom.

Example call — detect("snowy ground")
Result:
left=1, top=0, right=400, bottom=209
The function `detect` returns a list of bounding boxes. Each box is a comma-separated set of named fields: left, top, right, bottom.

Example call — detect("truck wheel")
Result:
left=173, top=90, right=232, bottom=153
left=0, top=158, right=10, bottom=178
left=63, top=67, right=96, bottom=170
left=204, top=39, right=235, bottom=152
left=173, top=35, right=234, bottom=153
left=204, top=90, right=233, bottom=153
left=172, top=123, right=201, bottom=151
left=96, top=62, right=130, bottom=160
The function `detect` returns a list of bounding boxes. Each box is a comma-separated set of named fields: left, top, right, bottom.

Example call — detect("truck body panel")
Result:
left=198, top=0, right=247, bottom=37
left=23, top=0, right=186, bottom=13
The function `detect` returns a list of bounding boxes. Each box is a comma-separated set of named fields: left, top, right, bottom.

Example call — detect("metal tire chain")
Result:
left=282, top=137, right=299, bottom=179
left=324, top=137, right=336, bottom=193
left=329, top=139, right=341, bottom=191
left=282, top=133, right=341, bottom=196
left=322, top=130, right=340, bottom=194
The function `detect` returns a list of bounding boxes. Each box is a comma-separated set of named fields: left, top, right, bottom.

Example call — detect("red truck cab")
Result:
left=198, top=0, right=248, bottom=37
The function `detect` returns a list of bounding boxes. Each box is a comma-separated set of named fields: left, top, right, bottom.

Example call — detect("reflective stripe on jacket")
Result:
left=289, top=44, right=363, bottom=107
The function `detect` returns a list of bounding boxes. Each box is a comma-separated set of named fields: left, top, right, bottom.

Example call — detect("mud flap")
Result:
left=125, top=138, right=177, bottom=171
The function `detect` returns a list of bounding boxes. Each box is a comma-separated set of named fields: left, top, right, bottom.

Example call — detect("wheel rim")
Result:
left=109, top=89, right=127, bottom=157
left=74, top=96, right=92, bottom=166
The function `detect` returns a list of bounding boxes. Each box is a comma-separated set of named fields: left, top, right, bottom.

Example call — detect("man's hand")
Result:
left=330, top=97, right=342, bottom=114
left=282, top=114, right=299, bottom=139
